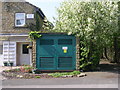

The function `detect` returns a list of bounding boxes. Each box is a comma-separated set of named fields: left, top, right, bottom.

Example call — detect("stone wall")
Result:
left=76, top=37, right=80, bottom=70
left=1, top=2, right=43, bottom=33
left=32, top=40, right=36, bottom=67
left=0, top=1, right=2, bottom=30
left=0, top=1, right=45, bottom=66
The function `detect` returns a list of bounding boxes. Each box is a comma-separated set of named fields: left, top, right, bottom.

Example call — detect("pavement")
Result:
left=0, top=66, right=20, bottom=80
left=0, top=62, right=119, bottom=88
left=1, top=70, right=119, bottom=88
left=0, top=66, right=20, bottom=89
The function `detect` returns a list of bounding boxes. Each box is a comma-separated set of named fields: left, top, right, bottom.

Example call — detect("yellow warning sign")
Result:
left=64, top=49, right=67, bottom=53
left=62, top=47, right=68, bottom=53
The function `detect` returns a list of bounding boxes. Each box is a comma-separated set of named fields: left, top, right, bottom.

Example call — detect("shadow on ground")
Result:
left=98, top=60, right=120, bottom=74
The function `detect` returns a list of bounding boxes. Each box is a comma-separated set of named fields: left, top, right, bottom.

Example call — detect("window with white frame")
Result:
left=15, top=13, right=25, bottom=27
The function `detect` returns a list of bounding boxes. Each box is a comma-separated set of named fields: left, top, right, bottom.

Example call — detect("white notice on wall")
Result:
left=62, top=47, right=68, bottom=50
left=27, top=14, right=34, bottom=19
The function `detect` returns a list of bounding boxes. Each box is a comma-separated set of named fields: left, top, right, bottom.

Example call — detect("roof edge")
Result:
left=25, top=1, right=45, bottom=19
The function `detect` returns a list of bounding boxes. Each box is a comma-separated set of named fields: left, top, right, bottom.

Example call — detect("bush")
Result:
left=35, top=76, right=41, bottom=78
left=79, top=41, right=101, bottom=71
left=20, top=65, right=35, bottom=73
left=69, top=71, right=80, bottom=75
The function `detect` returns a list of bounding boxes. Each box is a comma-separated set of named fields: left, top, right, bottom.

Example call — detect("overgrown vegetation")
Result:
left=48, top=71, right=80, bottom=77
left=28, top=11, right=53, bottom=42
left=28, top=31, right=42, bottom=41
left=53, top=0, right=120, bottom=71
left=35, top=76, right=41, bottom=78
left=20, top=65, right=35, bottom=73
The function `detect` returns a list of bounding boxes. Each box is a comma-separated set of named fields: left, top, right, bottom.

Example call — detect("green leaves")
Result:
left=54, top=1, right=118, bottom=46
left=48, top=71, right=81, bottom=78
left=28, top=31, right=42, bottom=41
left=54, top=0, right=119, bottom=47
left=54, top=0, right=119, bottom=71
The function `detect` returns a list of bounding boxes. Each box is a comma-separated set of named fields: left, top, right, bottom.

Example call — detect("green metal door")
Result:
left=36, top=34, right=76, bottom=70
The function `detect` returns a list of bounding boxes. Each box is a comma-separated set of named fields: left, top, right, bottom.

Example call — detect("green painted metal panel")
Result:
left=40, top=57, right=54, bottom=68
left=36, top=34, right=76, bottom=70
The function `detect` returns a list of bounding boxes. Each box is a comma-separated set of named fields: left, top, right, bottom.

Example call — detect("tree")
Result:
left=113, top=1, right=120, bottom=63
left=42, top=18, right=54, bottom=30
left=53, top=0, right=119, bottom=70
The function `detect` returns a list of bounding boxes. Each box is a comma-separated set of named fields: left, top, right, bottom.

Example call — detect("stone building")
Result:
left=0, top=1, right=45, bottom=66
left=0, top=1, right=80, bottom=71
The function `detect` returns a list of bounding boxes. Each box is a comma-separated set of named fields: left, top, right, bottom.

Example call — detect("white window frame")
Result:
left=15, top=13, right=26, bottom=27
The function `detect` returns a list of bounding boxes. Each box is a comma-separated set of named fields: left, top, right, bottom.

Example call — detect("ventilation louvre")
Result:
left=40, top=39, right=54, bottom=45
left=58, top=57, right=73, bottom=68
left=58, top=39, right=72, bottom=45
left=40, top=57, right=54, bottom=68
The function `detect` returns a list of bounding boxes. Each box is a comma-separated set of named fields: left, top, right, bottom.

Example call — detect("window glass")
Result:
left=15, top=13, right=25, bottom=26
left=22, top=44, right=29, bottom=54
left=0, top=45, right=3, bottom=54
left=16, top=20, right=24, bottom=25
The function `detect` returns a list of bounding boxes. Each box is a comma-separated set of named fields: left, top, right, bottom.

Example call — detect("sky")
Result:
left=26, top=0, right=65, bottom=23
left=24, top=0, right=118, bottom=22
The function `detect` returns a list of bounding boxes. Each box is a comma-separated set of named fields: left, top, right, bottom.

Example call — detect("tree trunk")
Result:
left=104, top=47, right=111, bottom=61
left=113, top=36, right=118, bottom=63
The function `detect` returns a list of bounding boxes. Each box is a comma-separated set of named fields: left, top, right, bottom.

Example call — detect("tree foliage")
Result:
left=28, top=31, right=42, bottom=41
left=53, top=0, right=119, bottom=70
left=42, top=18, right=54, bottom=30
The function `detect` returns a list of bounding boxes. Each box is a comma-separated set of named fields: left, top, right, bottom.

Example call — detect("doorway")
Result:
left=17, top=42, right=30, bottom=65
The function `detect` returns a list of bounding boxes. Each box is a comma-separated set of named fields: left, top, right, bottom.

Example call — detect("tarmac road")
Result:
left=2, top=72, right=119, bottom=88
left=1, top=61, right=120, bottom=89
